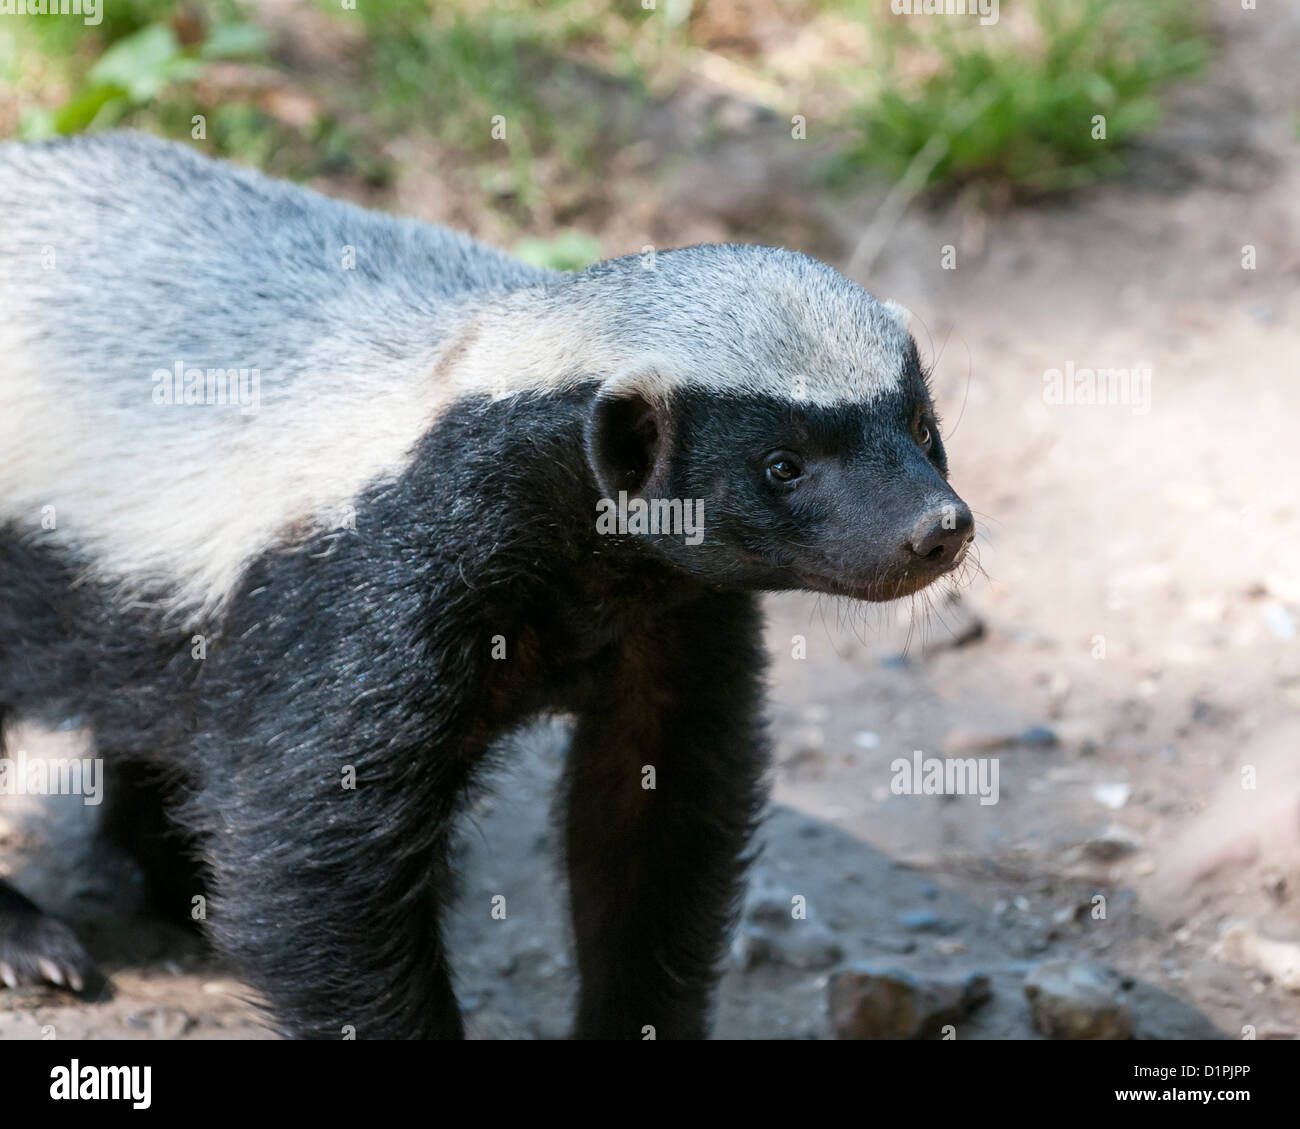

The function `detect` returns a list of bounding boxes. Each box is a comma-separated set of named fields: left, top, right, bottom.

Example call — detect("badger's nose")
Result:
left=908, top=504, right=974, bottom=567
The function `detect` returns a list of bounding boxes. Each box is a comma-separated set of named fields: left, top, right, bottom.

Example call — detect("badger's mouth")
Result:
left=797, top=542, right=973, bottom=602
left=795, top=570, right=944, bottom=603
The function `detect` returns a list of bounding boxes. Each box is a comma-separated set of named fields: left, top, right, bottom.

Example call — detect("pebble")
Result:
left=1023, top=959, right=1133, bottom=1039
left=125, top=1007, right=192, bottom=1039
left=828, top=965, right=991, bottom=1039
left=1092, top=783, right=1131, bottom=810
left=942, top=725, right=1058, bottom=755
left=896, top=909, right=957, bottom=933
left=1052, top=904, right=1086, bottom=927
left=935, top=596, right=986, bottom=649
left=1263, top=602, right=1297, bottom=640
left=942, top=727, right=1016, bottom=754
left=735, top=897, right=844, bottom=971
left=1082, top=824, right=1145, bottom=861
left=1213, top=921, right=1300, bottom=991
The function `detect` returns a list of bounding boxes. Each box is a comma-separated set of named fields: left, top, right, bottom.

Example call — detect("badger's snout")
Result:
left=907, top=501, right=975, bottom=570
left=781, top=460, right=976, bottom=602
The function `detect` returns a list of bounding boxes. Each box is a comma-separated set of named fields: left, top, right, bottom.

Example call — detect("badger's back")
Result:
left=0, top=132, right=549, bottom=620
left=0, top=131, right=541, bottom=364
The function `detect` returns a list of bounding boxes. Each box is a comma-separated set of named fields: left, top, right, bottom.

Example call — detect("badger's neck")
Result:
left=437, top=282, right=627, bottom=402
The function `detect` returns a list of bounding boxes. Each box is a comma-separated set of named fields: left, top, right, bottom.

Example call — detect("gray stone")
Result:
left=734, top=905, right=844, bottom=971
left=828, top=965, right=991, bottom=1039
left=896, top=909, right=958, bottom=933
left=1083, top=825, right=1145, bottom=861
left=1023, top=959, right=1133, bottom=1039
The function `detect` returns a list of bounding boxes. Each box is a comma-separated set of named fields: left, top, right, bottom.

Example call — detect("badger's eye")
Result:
left=915, top=420, right=933, bottom=452
left=764, top=451, right=804, bottom=484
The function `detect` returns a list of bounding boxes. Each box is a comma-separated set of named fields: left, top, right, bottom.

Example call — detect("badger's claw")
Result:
left=0, top=885, right=106, bottom=999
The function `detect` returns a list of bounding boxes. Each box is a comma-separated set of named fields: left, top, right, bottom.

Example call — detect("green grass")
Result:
left=3, top=0, right=1213, bottom=212
left=312, top=0, right=657, bottom=212
left=513, top=230, right=603, bottom=272
left=827, top=0, right=1209, bottom=195
left=11, top=0, right=271, bottom=140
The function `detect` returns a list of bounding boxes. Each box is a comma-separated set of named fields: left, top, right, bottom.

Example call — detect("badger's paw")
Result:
left=0, top=885, right=107, bottom=1000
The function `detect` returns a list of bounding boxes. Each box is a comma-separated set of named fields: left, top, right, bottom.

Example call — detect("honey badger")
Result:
left=0, top=132, right=973, bottom=1039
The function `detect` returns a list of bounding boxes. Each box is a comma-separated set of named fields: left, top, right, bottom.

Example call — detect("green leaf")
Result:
left=513, top=231, right=602, bottom=272
left=201, top=22, right=271, bottom=61
left=87, top=23, right=182, bottom=103
left=18, top=105, right=56, bottom=141
left=53, top=83, right=129, bottom=134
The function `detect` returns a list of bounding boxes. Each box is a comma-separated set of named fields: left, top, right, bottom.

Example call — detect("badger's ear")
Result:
left=585, top=385, right=674, bottom=499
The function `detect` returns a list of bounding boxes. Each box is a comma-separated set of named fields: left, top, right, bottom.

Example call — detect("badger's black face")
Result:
left=587, top=349, right=973, bottom=602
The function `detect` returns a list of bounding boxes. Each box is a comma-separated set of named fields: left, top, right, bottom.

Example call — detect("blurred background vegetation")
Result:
left=0, top=0, right=1208, bottom=268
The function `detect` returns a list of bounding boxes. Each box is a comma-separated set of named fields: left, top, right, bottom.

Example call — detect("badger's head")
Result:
left=580, top=245, right=973, bottom=602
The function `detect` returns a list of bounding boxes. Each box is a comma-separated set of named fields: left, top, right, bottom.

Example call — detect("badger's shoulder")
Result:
left=0, top=133, right=555, bottom=622
left=0, top=131, right=554, bottom=407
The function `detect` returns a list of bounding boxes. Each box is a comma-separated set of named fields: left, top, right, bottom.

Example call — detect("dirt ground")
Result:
left=2, top=1, right=1299, bottom=1039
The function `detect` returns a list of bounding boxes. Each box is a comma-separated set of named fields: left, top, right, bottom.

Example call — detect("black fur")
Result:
left=0, top=374, right=965, bottom=1037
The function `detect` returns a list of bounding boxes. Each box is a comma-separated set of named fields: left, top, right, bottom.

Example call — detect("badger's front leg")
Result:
left=563, top=590, right=769, bottom=1039
left=191, top=601, right=488, bottom=1040
left=198, top=757, right=470, bottom=1040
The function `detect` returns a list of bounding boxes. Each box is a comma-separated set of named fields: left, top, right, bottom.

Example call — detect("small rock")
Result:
left=1023, top=959, right=1133, bottom=1039
left=1212, top=921, right=1300, bottom=991
left=1051, top=904, right=1086, bottom=927
left=1083, top=824, right=1145, bottom=861
left=1261, top=869, right=1287, bottom=903
left=735, top=898, right=844, bottom=971
left=853, top=730, right=881, bottom=750
left=828, top=965, right=991, bottom=1039
left=875, top=937, right=917, bottom=955
left=125, top=1007, right=192, bottom=1039
left=942, top=727, right=1017, bottom=755
left=932, top=593, right=985, bottom=649
left=933, top=938, right=967, bottom=956
left=777, top=726, right=826, bottom=770
left=778, top=725, right=825, bottom=756
left=896, top=909, right=957, bottom=933
left=1092, top=783, right=1131, bottom=810
left=1019, top=725, right=1059, bottom=748
left=1263, top=602, right=1296, bottom=640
